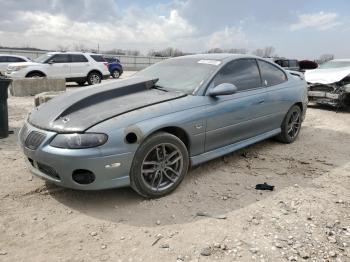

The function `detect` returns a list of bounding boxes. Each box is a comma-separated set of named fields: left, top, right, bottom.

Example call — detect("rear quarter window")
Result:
left=7, top=57, right=26, bottom=62
left=71, top=54, right=88, bottom=63
left=258, top=60, right=287, bottom=87
left=90, top=55, right=106, bottom=62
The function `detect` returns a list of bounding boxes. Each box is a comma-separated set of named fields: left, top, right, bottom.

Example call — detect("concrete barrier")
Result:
left=10, top=78, right=66, bottom=97
left=34, top=91, right=64, bottom=107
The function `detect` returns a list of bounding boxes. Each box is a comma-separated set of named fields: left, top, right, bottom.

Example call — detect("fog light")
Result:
left=72, top=169, right=95, bottom=185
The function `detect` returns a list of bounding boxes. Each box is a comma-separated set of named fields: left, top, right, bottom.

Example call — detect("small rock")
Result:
left=200, top=247, right=212, bottom=256
left=156, top=220, right=161, bottom=225
left=298, top=250, right=310, bottom=259
left=0, top=251, right=7, bottom=255
left=120, top=236, right=125, bottom=240
left=101, top=244, right=107, bottom=249
left=222, top=196, right=228, bottom=200
left=177, top=255, right=185, bottom=261
left=160, top=244, right=169, bottom=249
left=90, top=232, right=98, bottom=237
left=214, top=243, right=221, bottom=248
left=329, top=251, right=336, bottom=257
left=220, top=244, right=227, bottom=250
left=274, top=242, right=283, bottom=248
left=250, top=247, right=259, bottom=254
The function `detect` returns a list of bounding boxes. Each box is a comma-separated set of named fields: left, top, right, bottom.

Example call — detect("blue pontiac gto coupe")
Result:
left=19, top=54, right=308, bottom=198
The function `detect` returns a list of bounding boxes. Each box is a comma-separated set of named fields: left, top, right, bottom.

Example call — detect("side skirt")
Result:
left=190, top=128, right=281, bottom=166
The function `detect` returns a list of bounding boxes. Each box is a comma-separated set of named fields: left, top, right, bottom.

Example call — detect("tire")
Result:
left=275, top=105, right=302, bottom=143
left=26, top=72, right=45, bottom=78
left=111, top=70, right=120, bottom=79
left=130, top=132, right=189, bottom=198
left=87, top=72, right=102, bottom=85
left=76, top=81, right=86, bottom=86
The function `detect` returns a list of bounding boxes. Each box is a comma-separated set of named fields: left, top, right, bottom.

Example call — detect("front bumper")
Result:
left=19, top=122, right=134, bottom=190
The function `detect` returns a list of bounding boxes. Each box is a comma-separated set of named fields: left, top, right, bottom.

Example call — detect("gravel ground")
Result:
left=0, top=80, right=349, bottom=261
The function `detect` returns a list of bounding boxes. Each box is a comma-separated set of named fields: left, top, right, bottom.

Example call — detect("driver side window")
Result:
left=213, top=59, right=262, bottom=92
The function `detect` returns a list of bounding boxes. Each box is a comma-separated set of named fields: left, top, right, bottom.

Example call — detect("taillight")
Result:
left=103, top=62, right=109, bottom=69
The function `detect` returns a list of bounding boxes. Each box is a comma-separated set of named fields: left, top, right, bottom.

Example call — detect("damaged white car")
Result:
left=305, top=59, right=350, bottom=109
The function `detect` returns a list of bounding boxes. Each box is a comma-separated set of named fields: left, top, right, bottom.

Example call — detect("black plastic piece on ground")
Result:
left=255, top=182, right=275, bottom=191
left=0, top=77, right=12, bottom=139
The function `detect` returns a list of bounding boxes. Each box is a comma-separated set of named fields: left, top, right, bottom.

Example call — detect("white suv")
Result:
left=0, top=54, right=30, bottom=75
left=5, top=52, right=110, bottom=85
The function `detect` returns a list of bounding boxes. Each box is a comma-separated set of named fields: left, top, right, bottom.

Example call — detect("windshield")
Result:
left=135, top=57, right=220, bottom=93
left=34, top=54, right=53, bottom=63
left=319, top=60, right=350, bottom=69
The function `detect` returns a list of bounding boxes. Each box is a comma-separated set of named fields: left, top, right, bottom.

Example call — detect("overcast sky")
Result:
left=0, top=0, right=349, bottom=59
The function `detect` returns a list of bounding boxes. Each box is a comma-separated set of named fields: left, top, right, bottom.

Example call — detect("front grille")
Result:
left=309, top=85, right=334, bottom=92
left=25, top=131, right=46, bottom=150
left=37, top=162, right=60, bottom=180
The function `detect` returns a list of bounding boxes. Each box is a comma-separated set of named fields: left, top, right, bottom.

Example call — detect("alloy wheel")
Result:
left=287, top=110, right=301, bottom=139
left=141, top=143, right=184, bottom=192
left=90, top=74, right=101, bottom=84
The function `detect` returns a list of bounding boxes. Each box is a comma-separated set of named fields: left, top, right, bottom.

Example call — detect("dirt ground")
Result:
left=0, top=87, right=349, bottom=261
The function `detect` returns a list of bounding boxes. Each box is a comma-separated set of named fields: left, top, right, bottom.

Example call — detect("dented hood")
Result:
left=305, top=67, right=350, bottom=84
left=28, top=77, right=186, bottom=133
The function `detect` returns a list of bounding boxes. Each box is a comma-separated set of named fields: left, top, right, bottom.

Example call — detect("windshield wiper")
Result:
left=152, top=85, right=168, bottom=92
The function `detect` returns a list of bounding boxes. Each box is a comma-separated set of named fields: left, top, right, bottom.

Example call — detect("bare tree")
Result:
left=148, top=47, right=186, bottom=57
left=318, top=54, right=334, bottom=63
left=73, top=43, right=88, bottom=52
left=252, top=46, right=276, bottom=57
left=56, top=45, right=70, bottom=52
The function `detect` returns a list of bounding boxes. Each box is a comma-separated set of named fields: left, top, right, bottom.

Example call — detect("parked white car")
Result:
left=5, top=52, right=110, bottom=85
left=0, top=54, right=30, bottom=75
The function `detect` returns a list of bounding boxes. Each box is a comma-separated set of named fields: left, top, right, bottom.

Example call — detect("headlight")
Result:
left=50, top=133, right=108, bottom=149
left=9, top=65, right=28, bottom=71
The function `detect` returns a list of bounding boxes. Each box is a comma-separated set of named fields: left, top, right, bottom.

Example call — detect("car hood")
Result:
left=28, top=77, right=187, bottom=133
left=304, top=67, right=350, bottom=84
left=7, top=61, right=40, bottom=67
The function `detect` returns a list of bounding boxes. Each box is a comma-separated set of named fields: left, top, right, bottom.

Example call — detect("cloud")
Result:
left=1, top=8, right=195, bottom=52
left=206, top=27, right=247, bottom=49
left=290, top=11, right=342, bottom=31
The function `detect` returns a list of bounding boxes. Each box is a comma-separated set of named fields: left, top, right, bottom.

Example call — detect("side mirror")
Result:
left=208, top=83, right=238, bottom=97
left=48, top=60, right=54, bottom=64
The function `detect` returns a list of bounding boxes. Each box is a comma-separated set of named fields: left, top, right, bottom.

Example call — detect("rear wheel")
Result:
left=130, top=132, right=189, bottom=198
left=26, top=72, right=45, bottom=78
left=276, top=105, right=302, bottom=143
left=87, top=72, right=102, bottom=85
left=111, top=70, right=120, bottom=79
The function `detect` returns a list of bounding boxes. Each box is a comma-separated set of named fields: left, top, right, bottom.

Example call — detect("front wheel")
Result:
left=276, top=105, right=302, bottom=143
left=87, top=72, right=102, bottom=85
left=130, top=132, right=189, bottom=198
left=111, top=70, right=120, bottom=79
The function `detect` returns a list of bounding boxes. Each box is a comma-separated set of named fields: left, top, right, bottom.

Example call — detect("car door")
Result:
left=204, top=58, right=270, bottom=152
left=46, top=54, right=71, bottom=78
left=256, top=59, right=291, bottom=130
left=70, top=54, right=89, bottom=78
left=0, top=56, right=9, bottom=74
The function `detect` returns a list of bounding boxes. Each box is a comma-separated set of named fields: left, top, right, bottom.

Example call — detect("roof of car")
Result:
left=173, top=53, right=260, bottom=61
left=46, top=52, right=103, bottom=56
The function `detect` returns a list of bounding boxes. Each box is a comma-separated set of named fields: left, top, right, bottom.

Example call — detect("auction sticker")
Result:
left=198, top=60, right=221, bottom=66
